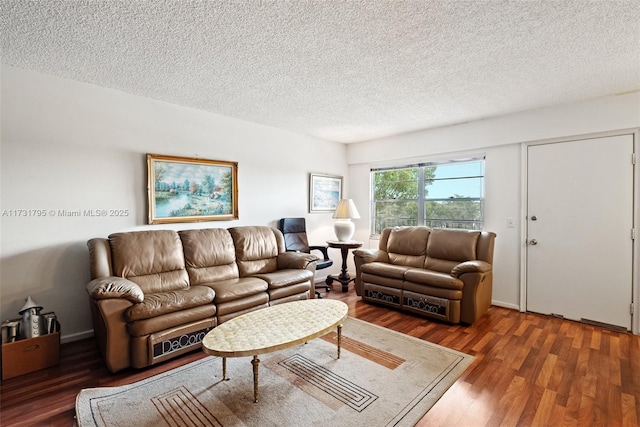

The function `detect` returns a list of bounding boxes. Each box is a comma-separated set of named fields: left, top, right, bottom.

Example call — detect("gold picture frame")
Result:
left=147, top=154, right=238, bottom=224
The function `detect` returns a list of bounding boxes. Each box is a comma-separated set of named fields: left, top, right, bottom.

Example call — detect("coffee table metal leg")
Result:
left=251, top=355, right=260, bottom=403
left=337, top=323, right=343, bottom=359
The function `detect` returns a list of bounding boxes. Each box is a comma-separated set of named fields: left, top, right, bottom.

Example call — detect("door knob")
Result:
left=529, top=239, right=538, bottom=245
left=531, top=215, right=537, bottom=221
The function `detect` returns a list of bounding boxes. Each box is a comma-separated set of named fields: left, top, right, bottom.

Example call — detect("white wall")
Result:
left=0, top=65, right=347, bottom=342
left=347, top=91, right=640, bottom=309
left=3, top=64, right=638, bottom=341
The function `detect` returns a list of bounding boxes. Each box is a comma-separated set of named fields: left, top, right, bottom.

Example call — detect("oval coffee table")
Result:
left=202, top=299, right=348, bottom=402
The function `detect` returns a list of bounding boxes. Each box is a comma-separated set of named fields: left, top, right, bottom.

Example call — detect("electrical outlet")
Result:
left=507, top=218, right=515, bottom=228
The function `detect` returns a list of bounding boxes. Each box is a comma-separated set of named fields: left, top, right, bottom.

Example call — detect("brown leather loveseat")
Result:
left=86, top=226, right=317, bottom=373
left=353, top=226, right=496, bottom=325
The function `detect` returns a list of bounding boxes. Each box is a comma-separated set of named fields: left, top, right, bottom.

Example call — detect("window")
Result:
left=371, top=158, right=484, bottom=235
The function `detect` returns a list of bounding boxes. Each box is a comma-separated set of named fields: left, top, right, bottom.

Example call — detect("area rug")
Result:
left=75, top=317, right=473, bottom=427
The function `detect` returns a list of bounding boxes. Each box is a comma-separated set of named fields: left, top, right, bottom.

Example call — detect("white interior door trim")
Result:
left=519, top=127, right=640, bottom=335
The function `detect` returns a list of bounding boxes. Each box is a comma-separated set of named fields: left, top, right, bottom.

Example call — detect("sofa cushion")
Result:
left=202, top=277, right=268, bottom=303
left=217, top=298, right=269, bottom=321
left=268, top=282, right=310, bottom=301
left=425, top=229, right=480, bottom=272
left=404, top=269, right=464, bottom=290
left=361, top=272, right=404, bottom=290
left=109, top=230, right=189, bottom=293
left=426, top=229, right=479, bottom=262
left=361, top=262, right=409, bottom=279
left=127, top=305, right=216, bottom=337
left=403, top=282, right=463, bottom=300
left=253, top=269, right=313, bottom=289
left=126, top=286, right=215, bottom=322
left=387, top=227, right=429, bottom=268
left=229, top=226, right=280, bottom=276
left=179, top=228, right=240, bottom=284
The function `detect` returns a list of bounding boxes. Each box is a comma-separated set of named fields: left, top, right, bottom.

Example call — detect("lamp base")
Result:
left=334, top=220, right=355, bottom=242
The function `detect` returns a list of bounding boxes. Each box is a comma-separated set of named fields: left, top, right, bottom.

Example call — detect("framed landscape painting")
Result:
left=147, top=154, right=238, bottom=224
left=309, top=173, right=342, bottom=213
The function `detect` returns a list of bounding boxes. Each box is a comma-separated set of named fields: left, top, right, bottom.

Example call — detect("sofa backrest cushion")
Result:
left=425, top=229, right=480, bottom=273
left=229, top=226, right=281, bottom=276
left=179, top=228, right=239, bottom=285
left=386, top=227, right=429, bottom=268
left=109, top=230, right=189, bottom=294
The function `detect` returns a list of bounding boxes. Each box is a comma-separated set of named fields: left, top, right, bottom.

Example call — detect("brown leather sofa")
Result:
left=353, top=227, right=496, bottom=325
left=86, top=226, right=317, bottom=373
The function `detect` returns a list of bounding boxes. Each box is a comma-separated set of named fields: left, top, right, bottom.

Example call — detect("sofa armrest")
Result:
left=452, top=261, right=493, bottom=324
left=353, top=248, right=389, bottom=264
left=277, top=252, right=319, bottom=270
left=451, top=260, right=492, bottom=277
left=353, top=249, right=389, bottom=296
left=86, top=276, right=144, bottom=303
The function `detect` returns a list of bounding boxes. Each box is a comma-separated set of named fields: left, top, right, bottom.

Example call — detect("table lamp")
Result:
left=332, top=199, right=360, bottom=241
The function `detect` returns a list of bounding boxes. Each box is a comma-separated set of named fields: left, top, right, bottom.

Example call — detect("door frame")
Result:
left=519, top=128, right=640, bottom=334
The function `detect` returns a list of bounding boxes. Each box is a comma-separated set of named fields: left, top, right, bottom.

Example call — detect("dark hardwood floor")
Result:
left=1, top=289, right=639, bottom=426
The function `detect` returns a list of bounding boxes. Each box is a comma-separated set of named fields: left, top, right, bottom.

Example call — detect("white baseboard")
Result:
left=60, top=329, right=94, bottom=344
left=491, top=300, right=521, bottom=311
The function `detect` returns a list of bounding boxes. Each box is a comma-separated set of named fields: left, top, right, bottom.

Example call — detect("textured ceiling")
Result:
left=1, top=1, right=639, bottom=143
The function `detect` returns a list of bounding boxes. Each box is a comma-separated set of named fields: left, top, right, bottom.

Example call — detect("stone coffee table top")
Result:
left=202, top=299, right=348, bottom=358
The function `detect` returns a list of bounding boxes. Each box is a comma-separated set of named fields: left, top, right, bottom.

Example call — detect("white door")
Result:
left=526, top=134, right=634, bottom=330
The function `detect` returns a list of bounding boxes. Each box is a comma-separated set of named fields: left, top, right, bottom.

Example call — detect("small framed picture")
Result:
left=147, top=154, right=238, bottom=224
left=309, top=173, right=342, bottom=213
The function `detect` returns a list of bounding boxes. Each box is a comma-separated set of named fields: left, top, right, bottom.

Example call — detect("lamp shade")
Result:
left=332, top=199, right=360, bottom=241
left=332, top=199, right=361, bottom=219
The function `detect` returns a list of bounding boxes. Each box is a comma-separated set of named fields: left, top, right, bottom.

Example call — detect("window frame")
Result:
left=370, top=157, right=485, bottom=237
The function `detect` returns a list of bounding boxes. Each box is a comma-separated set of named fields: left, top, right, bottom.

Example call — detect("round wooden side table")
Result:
left=326, top=240, right=363, bottom=292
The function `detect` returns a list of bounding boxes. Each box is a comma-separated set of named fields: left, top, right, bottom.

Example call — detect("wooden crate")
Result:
left=1, top=332, right=60, bottom=380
